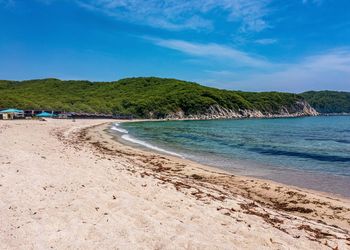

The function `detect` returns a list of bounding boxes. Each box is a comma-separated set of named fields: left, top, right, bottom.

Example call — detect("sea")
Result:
left=110, top=116, right=350, bottom=197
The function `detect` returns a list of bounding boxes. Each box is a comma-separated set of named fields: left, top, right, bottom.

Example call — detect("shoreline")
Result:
left=86, top=122, right=350, bottom=244
left=102, top=120, right=350, bottom=202
left=111, top=119, right=350, bottom=199
left=1, top=119, right=349, bottom=249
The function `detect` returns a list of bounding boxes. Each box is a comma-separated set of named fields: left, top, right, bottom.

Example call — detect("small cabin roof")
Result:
left=0, top=108, right=24, bottom=113
left=36, top=112, right=56, bottom=117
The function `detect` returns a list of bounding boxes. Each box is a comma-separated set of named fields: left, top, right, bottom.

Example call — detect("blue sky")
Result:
left=0, top=0, right=350, bottom=92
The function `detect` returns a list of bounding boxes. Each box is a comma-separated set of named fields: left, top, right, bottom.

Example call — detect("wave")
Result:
left=305, top=138, right=350, bottom=144
left=121, top=134, right=183, bottom=157
left=249, top=147, right=350, bottom=163
left=110, top=123, right=129, bottom=134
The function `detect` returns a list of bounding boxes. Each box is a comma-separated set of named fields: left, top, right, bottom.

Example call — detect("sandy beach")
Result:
left=0, top=119, right=349, bottom=249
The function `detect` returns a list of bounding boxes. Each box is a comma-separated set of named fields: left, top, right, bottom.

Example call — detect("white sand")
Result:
left=0, top=119, right=349, bottom=249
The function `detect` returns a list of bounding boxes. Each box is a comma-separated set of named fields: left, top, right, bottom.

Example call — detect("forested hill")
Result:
left=0, top=77, right=317, bottom=119
left=301, top=91, right=350, bottom=114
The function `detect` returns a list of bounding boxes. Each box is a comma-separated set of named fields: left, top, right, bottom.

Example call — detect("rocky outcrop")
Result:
left=299, top=101, right=319, bottom=116
left=165, top=101, right=318, bottom=120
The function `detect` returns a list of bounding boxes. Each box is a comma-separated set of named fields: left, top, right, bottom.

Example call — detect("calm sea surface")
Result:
left=112, top=116, right=350, bottom=197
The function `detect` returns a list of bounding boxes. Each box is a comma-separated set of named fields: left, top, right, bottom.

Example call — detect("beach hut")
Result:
left=0, top=108, right=25, bottom=120
left=36, top=111, right=56, bottom=118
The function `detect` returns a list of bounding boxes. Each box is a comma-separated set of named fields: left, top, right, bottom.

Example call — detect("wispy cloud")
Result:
left=147, top=37, right=271, bottom=68
left=75, top=0, right=272, bottom=32
left=302, top=0, right=323, bottom=5
left=254, top=38, right=277, bottom=45
left=223, top=48, right=350, bottom=92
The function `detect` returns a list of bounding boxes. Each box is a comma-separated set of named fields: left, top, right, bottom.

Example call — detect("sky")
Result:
left=0, top=0, right=350, bottom=92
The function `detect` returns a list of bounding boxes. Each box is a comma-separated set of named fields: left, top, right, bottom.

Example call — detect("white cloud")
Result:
left=226, top=48, right=350, bottom=92
left=75, top=0, right=272, bottom=32
left=147, top=37, right=271, bottom=68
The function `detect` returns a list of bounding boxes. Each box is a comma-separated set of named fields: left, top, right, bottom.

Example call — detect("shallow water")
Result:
left=112, top=116, right=350, bottom=197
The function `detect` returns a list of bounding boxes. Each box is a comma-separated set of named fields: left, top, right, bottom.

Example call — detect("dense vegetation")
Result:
left=301, top=91, right=350, bottom=114
left=0, top=77, right=310, bottom=118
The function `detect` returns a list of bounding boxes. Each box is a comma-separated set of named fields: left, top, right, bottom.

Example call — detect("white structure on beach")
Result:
left=0, top=108, right=25, bottom=120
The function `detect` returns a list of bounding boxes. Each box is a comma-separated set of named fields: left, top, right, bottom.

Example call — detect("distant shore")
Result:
left=1, top=119, right=349, bottom=249
left=322, top=113, right=350, bottom=116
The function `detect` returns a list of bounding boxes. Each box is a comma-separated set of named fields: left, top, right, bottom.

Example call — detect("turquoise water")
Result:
left=113, top=116, right=350, bottom=197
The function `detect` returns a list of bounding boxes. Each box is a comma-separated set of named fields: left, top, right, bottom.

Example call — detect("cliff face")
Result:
left=165, top=101, right=318, bottom=120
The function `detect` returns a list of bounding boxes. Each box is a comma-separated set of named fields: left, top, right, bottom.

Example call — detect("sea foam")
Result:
left=110, top=123, right=129, bottom=134
left=121, top=134, right=182, bottom=157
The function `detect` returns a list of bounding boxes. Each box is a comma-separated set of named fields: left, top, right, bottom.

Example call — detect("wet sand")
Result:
left=0, top=119, right=349, bottom=249
left=155, top=148, right=350, bottom=199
